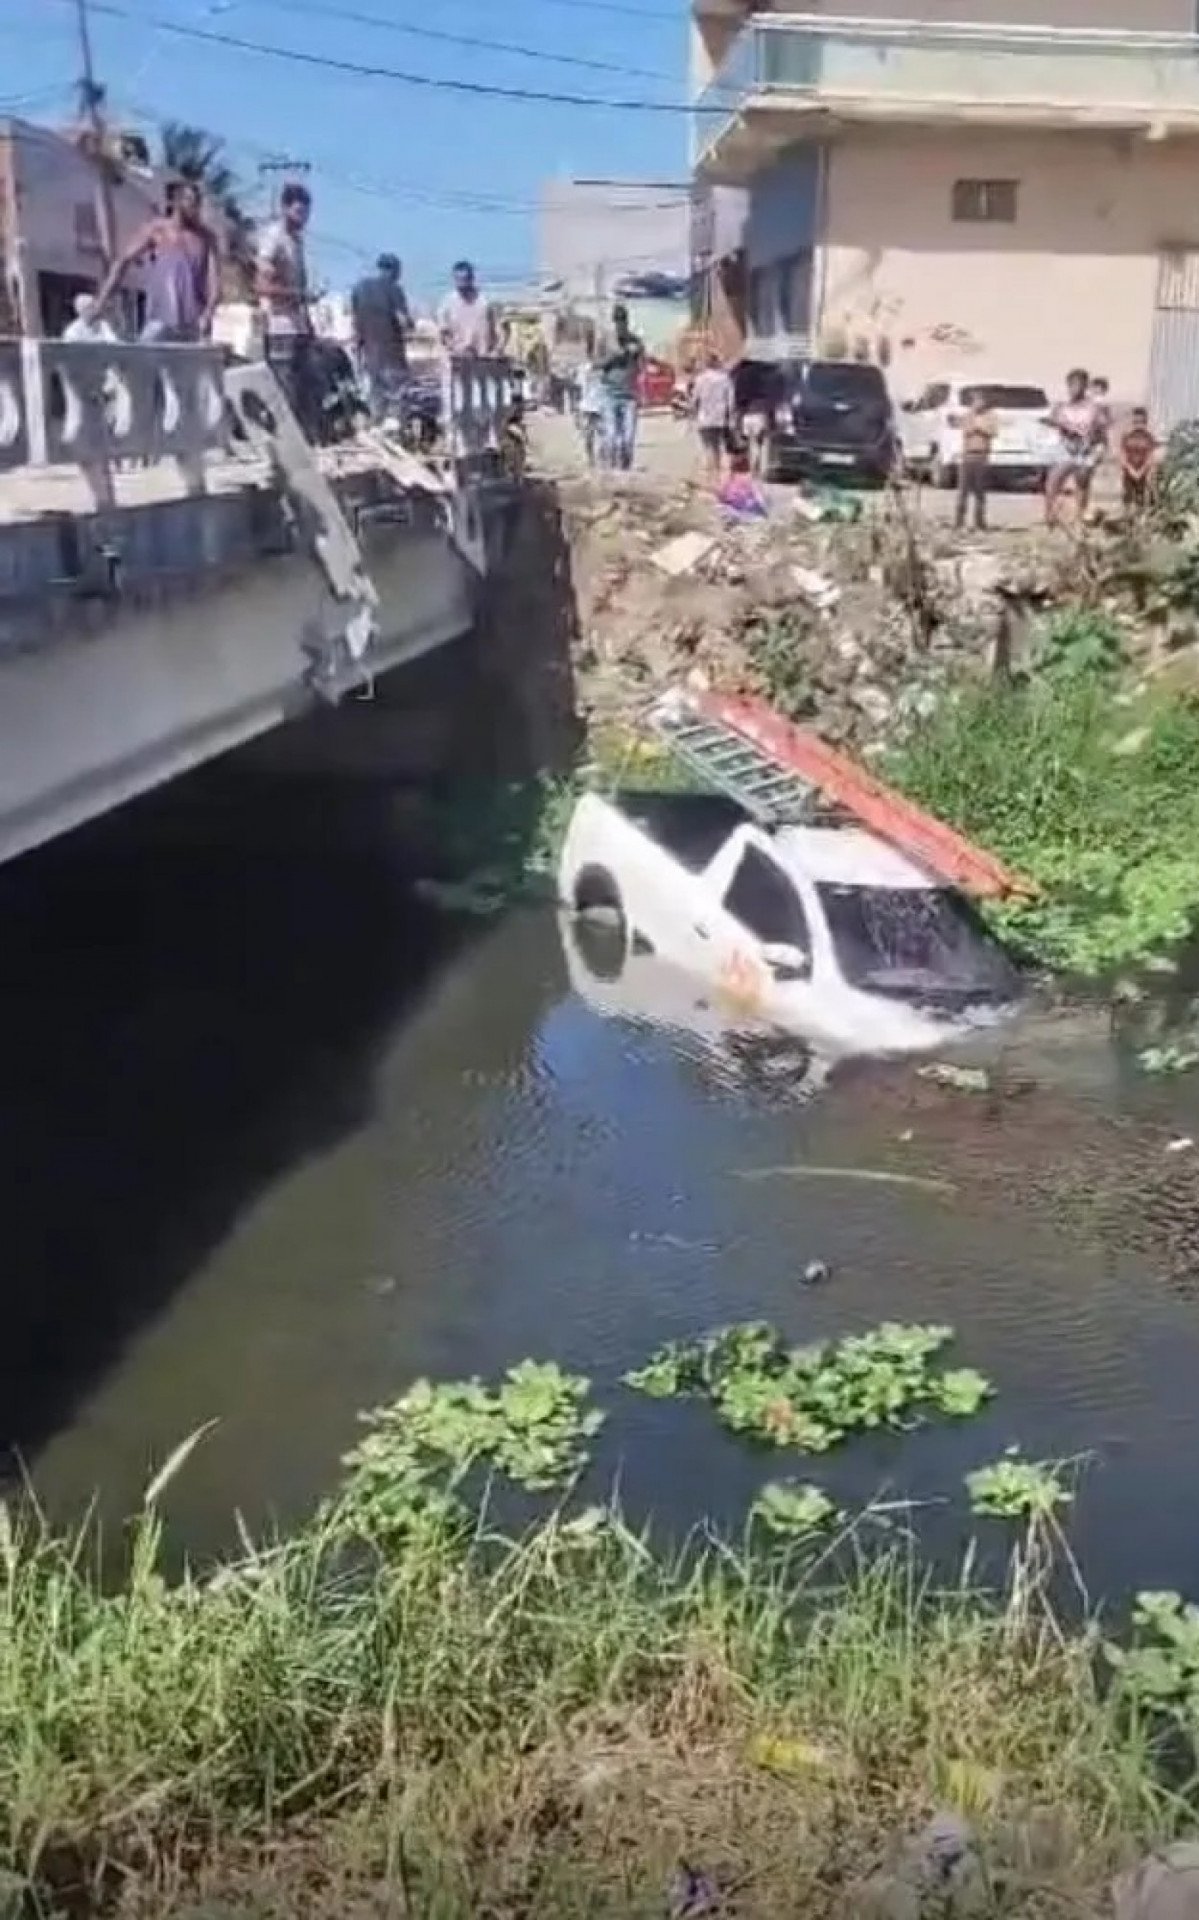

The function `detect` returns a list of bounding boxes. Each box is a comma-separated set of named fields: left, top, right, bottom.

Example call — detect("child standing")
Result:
left=955, top=389, right=998, bottom=532
left=1120, top=406, right=1158, bottom=515
left=576, top=352, right=606, bottom=469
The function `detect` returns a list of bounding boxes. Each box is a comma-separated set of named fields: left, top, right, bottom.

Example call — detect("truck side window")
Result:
left=723, top=847, right=810, bottom=949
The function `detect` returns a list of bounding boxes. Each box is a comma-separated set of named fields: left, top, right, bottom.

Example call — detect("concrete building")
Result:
left=691, top=3, right=1199, bottom=417
left=0, top=119, right=159, bottom=336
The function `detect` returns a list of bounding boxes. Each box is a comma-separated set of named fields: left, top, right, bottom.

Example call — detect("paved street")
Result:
left=530, top=408, right=1119, bottom=531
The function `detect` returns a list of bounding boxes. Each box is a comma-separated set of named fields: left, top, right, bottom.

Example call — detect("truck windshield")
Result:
left=818, top=885, right=1019, bottom=1001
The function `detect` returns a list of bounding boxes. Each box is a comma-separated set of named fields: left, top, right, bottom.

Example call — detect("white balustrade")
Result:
left=0, top=339, right=227, bottom=475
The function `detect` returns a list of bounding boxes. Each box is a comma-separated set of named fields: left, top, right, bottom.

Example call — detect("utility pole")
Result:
left=257, top=155, right=311, bottom=216
left=74, top=0, right=118, bottom=268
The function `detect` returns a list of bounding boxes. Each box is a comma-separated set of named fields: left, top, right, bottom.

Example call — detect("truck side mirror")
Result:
left=761, top=941, right=811, bottom=983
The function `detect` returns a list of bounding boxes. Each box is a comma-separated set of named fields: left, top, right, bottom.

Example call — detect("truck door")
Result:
left=710, top=837, right=813, bottom=1017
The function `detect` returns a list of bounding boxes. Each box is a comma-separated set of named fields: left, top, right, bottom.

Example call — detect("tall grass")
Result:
left=0, top=1492, right=1176, bottom=1916
left=888, top=674, right=1199, bottom=974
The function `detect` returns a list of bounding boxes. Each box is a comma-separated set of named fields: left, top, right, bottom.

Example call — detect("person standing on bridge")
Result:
left=351, top=252, right=412, bottom=425
left=256, top=182, right=316, bottom=437
left=95, top=177, right=220, bottom=343
left=437, top=260, right=497, bottom=359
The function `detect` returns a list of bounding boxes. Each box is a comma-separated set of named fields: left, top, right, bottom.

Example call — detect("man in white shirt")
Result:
left=437, top=259, right=496, bottom=358
left=256, top=180, right=315, bottom=435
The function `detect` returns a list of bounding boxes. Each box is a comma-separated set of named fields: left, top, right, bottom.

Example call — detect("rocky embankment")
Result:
left=555, top=474, right=1149, bottom=749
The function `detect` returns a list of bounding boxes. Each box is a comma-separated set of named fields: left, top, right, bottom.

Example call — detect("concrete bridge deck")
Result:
left=0, top=338, right=520, bottom=866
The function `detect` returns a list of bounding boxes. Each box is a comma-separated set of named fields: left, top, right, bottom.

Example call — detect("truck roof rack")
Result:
left=646, top=689, right=1034, bottom=901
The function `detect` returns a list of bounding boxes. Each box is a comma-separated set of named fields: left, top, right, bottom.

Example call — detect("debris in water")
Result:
left=1166, top=1137, right=1196, bottom=1155
left=802, top=1259, right=830, bottom=1285
left=918, top=1062, right=992, bottom=1095
left=737, top=1166, right=955, bottom=1196
left=629, top=1229, right=719, bottom=1254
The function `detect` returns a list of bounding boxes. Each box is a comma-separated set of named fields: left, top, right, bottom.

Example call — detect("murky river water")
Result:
left=5, top=774, right=1199, bottom=1600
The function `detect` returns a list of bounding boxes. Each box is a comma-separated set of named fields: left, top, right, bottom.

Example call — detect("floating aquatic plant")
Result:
left=625, top=1321, right=990, bottom=1454
left=339, top=1360, right=605, bottom=1537
left=966, top=1450, right=1072, bottom=1520
left=751, top=1480, right=841, bottom=1539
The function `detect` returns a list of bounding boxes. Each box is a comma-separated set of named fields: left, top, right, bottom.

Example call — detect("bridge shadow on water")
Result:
left=0, top=477, right=583, bottom=1481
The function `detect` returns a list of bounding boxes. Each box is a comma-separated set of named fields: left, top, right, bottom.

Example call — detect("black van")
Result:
left=733, top=357, right=898, bottom=485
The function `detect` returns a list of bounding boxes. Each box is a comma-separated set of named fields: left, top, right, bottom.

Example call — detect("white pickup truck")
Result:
left=558, top=788, right=1021, bottom=1061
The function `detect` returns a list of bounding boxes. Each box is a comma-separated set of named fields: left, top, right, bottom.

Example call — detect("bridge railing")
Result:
left=0, top=339, right=519, bottom=483
left=441, top=355, right=515, bottom=463
left=0, top=338, right=228, bottom=474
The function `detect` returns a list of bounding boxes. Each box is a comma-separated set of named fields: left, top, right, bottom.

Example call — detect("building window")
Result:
left=951, top=178, right=1018, bottom=224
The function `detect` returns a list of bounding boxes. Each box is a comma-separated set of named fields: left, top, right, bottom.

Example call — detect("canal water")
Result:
left=5, top=776, right=1199, bottom=1600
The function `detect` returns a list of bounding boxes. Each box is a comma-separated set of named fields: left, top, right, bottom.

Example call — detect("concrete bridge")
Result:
left=0, top=337, right=521, bottom=866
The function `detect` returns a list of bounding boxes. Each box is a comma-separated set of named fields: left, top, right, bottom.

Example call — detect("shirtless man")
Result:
left=95, top=178, right=219, bottom=342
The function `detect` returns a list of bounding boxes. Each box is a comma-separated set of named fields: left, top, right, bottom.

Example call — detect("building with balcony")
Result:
left=691, top=3, right=1199, bottom=420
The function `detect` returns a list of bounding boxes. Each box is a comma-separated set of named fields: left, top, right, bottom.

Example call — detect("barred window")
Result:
left=952, top=178, right=1018, bottom=224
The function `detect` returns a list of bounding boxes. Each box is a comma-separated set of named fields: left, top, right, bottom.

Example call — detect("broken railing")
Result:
left=0, top=338, right=518, bottom=484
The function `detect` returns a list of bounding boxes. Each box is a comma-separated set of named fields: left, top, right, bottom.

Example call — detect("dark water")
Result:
left=6, top=781, right=1199, bottom=1601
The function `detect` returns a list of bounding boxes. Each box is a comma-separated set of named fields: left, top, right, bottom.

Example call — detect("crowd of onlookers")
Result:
left=55, top=171, right=512, bottom=450
left=661, top=343, right=1165, bottom=531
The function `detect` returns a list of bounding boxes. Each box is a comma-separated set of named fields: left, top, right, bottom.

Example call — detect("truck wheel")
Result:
left=572, top=865, right=627, bottom=983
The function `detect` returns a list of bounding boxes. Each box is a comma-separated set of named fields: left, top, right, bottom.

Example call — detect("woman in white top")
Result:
left=1046, top=367, right=1106, bottom=527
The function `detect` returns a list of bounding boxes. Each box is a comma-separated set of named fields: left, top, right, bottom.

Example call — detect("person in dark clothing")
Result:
left=351, top=252, right=412, bottom=423
left=600, top=302, right=645, bottom=471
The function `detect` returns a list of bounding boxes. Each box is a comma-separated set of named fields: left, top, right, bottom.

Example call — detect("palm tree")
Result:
left=158, top=121, right=257, bottom=297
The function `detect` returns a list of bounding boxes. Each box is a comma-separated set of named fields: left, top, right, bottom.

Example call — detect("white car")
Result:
left=558, top=789, right=1022, bottom=1063
left=899, top=377, right=1059, bottom=489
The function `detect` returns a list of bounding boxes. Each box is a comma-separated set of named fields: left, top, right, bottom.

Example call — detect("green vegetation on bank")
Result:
left=888, top=655, right=1199, bottom=975
left=0, top=1324, right=1193, bottom=1916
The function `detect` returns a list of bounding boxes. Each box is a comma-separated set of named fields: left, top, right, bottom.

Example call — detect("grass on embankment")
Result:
left=887, top=668, right=1199, bottom=977
left=0, top=1492, right=1178, bottom=1917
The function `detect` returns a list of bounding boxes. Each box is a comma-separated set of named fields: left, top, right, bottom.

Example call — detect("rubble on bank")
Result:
left=554, top=469, right=1197, bottom=752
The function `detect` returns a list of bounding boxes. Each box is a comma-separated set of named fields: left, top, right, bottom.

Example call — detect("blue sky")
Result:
left=0, top=0, right=691, bottom=303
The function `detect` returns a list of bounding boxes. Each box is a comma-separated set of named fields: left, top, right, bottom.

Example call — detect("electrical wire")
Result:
left=211, top=0, right=681, bottom=85
left=64, top=0, right=716, bottom=112
left=116, top=94, right=694, bottom=217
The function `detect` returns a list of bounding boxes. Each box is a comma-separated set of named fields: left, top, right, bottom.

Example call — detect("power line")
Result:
left=458, top=0, right=679, bottom=19
left=117, top=96, right=694, bottom=216
left=221, top=0, right=681, bottom=85
left=71, top=0, right=713, bottom=112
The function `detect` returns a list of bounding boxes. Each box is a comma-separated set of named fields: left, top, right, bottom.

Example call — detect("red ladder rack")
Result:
left=690, top=690, right=1035, bottom=901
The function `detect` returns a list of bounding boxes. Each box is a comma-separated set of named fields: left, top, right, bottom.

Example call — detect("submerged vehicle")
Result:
left=558, top=693, right=1025, bottom=1062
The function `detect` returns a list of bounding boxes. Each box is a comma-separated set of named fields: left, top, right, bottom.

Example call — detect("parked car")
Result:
left=732, top=357, right=898, bottom=485
left=558, top=788, right=1021, bottom=1062
left=898, top=377, right=1059, bottom=488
